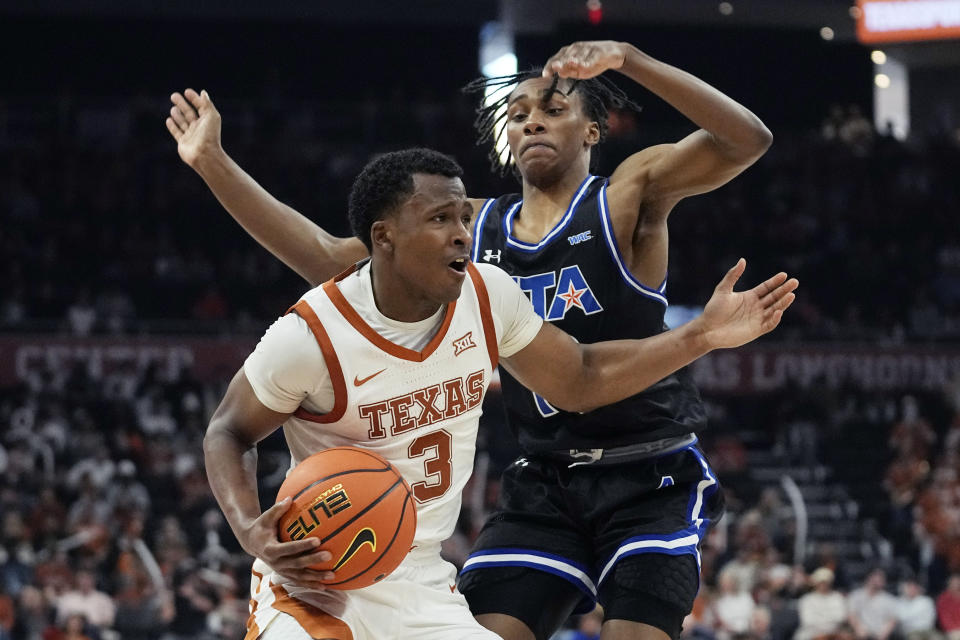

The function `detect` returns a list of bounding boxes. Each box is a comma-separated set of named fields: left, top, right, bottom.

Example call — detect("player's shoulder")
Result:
left=470, top=261, right=515, bottom=291
left=262, top=285, right=328, bottom=346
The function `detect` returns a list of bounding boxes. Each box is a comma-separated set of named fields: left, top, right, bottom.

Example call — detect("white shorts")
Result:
left=245, top=553, right=500, bottom=640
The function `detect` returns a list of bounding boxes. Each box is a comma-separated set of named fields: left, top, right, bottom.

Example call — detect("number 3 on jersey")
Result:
left=408, top=429, right=452, bottom=502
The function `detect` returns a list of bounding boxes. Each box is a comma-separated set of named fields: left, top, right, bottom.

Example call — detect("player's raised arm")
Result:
left=203, top=369, right=333, bottom=587
left=502, top=259, right=797, bottom=414
left=545, top=40, right=772, bottom=203
left=166, top=88, right=368, bottom=286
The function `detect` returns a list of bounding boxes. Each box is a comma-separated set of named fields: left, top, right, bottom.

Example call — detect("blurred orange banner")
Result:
left=857, top=0, right=960, bottom=42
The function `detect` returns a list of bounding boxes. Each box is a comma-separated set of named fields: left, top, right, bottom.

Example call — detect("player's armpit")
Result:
left=207, top=368, right=293, bottom=448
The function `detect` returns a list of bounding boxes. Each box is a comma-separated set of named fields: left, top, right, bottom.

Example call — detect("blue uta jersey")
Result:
left=470, top=175, right=707, bottom=454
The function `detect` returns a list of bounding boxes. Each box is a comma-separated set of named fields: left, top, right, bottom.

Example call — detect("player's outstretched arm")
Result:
left=545, top=41, right=772, bottom=202
left=166, top=88, right=368, bottom=286
left=204, top=369, right=334, bottom=588
left=502, top=259, right=797, bottom=414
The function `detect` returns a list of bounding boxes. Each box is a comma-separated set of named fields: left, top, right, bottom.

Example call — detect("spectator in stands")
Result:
left=895, top=576, right=939, bottom=640
left=714, top=569, right=757, bottom=640
left=58, top=612, right=93, bottom=640
left=0, top=588, right=13, bottom=640
left=12, top=585, right=53, bottom=640
left=795, top=567, right=848, bottom=640
left=937, top=574, right=960, bottom=640
left=847, top=569, right=898, bottom=640
left=54, top=570, right=115, bottom=632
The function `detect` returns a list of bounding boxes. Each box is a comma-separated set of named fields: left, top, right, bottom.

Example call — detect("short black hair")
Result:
left=462, top=69, right=641, bottom=175
left=347, top=148, right=464, bottom=251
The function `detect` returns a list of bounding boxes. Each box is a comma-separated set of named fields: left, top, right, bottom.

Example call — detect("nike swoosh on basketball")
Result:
left=353, top=368, right=387, bottom=386
left=333, top=528, right=377, bottom=571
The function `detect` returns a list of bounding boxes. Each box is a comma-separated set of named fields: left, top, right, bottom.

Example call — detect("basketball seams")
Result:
left=287, top=467, right=393, bottom=502
left=318, top=477, right=406, bottom=545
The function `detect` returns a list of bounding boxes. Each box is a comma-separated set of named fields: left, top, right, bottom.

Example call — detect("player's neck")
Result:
left=515, top=165, right=591, bottom=240
left=369, top=261, right=445, bottom=323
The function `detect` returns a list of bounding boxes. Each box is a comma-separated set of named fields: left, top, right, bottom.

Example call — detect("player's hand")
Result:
left=542, top=41, right=627, bottom=79
left=165, top=88, right=223, bottom=169
left=696, top=258, right=798, bottom=349
left=240, top=497, right=335, bottom=589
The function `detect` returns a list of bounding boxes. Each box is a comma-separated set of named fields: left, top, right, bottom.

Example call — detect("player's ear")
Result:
left=585, top=121, right=600, bottom=147
left=371, top=220, right=393, bottom=253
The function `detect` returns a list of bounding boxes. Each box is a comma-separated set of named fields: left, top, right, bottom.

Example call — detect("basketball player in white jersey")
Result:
left=204, top=148, right=797, bottom=640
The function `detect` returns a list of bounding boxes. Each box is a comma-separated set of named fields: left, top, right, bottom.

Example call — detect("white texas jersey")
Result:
left=282, top=261, right=500, bottom=548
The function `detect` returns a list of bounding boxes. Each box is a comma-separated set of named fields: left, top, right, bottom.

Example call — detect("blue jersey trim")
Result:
left=470, top=198, right=496, bottom=263
left=462, top=547, right=598, bottom=599
left=598, top=181, right=669, bottom=306
left=503, top=175, right=597, bottom=253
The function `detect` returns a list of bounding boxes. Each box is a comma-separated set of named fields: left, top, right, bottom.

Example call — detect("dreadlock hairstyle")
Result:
left=462, top=68, right=642, bottom=176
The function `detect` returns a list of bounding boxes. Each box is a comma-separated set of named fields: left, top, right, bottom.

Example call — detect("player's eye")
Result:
left=510, top=113, right=527, bottom=122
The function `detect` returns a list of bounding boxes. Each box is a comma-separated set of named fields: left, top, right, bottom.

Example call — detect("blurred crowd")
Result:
left=2, top=94, right=959, bottom=339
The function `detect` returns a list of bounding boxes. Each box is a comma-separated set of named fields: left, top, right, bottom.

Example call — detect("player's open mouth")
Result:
left=448, top=257, right=468, bottom=274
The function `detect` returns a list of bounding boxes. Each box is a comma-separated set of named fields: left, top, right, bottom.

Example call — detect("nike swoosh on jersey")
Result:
left=353, top=368, right=387, bottom=386
left=332, top=528, right=377, bottom=571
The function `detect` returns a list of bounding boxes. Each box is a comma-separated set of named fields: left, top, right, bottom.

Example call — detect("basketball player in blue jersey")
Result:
left=168, top=40, right=773, bottom=640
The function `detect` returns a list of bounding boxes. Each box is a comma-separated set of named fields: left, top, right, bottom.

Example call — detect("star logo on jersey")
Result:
left=515, top=265, right=603, bottom=321
left=452, top=332, right=476, bottom=356
left=483, top=249, right=501, bottom=263
left=555, top=281, right=587, bottom=314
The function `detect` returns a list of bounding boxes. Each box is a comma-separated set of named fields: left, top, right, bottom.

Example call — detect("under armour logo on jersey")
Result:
left=567, top=230, right=593, bottom=245
left=452, top=331, right=476, bottom=356
left=514, top=265, right=603, bottom=321
left=483, top=249, right=501, bottom=263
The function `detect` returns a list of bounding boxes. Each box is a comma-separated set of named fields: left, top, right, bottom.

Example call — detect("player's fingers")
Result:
left=751, top=272, right=787, bottom=300
left=169, top=106, right=190, bottom=131
left=165, top=117, right=183, bottom=139
left=200, top=89, right=217, bottom=113
left=772, top=291, right=796, bottom=312
left=762, top=309, right=785, bottom=333
left=269, top=536, right=323, bottom=559
left=274, top=570, right=332, bottom=589
left=759, top=276, right=797, bottom=306
left=543, top=46, right=568, bottom=75
left=259, top=496, right=293, bottom=523
left=171, top=91, right=198, bottom=123
left=284, top=549, right=333, bottom=568
left=716, top=258, right=747, bottom=293
left=184, top=88, right=203, bottom=112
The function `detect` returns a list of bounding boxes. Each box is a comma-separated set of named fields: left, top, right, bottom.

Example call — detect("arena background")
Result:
left=2, top=1, right=960, bottom=638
